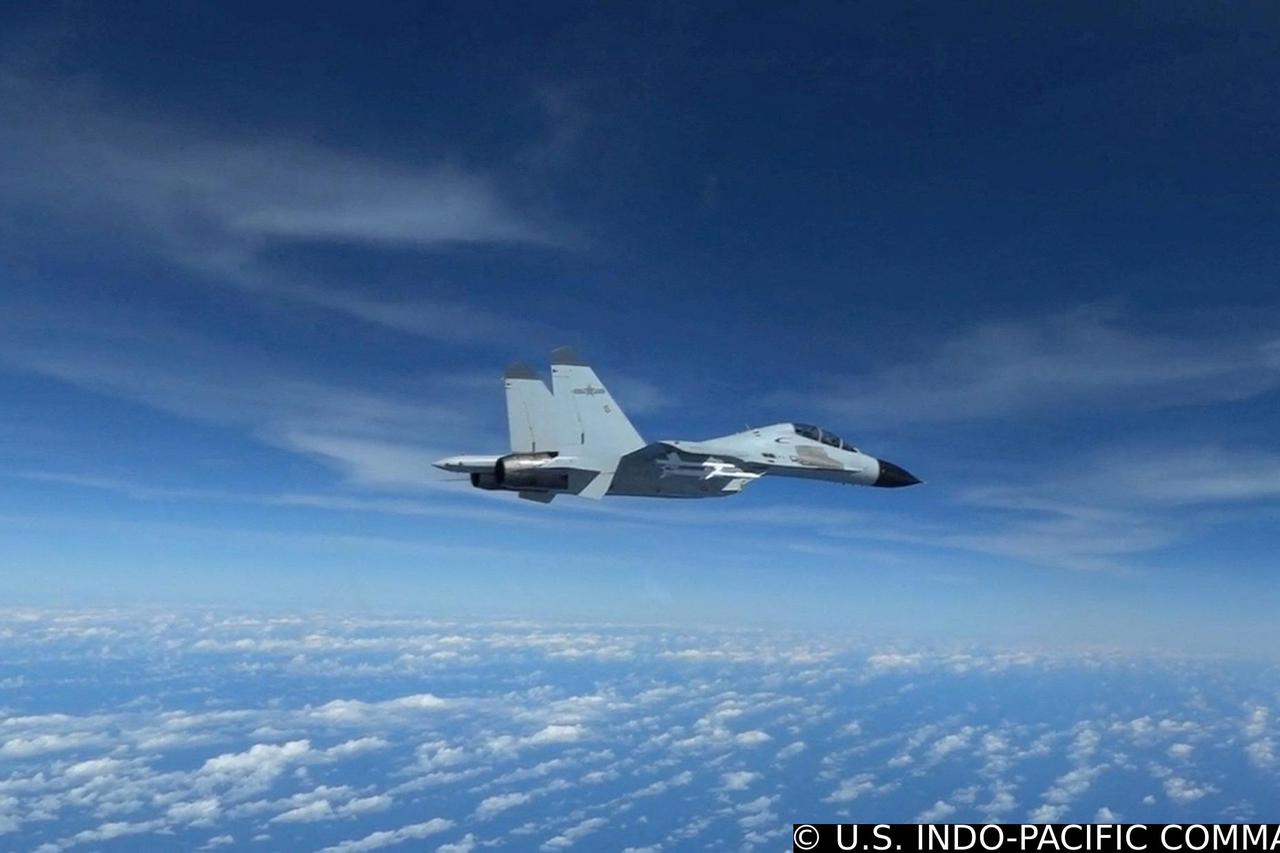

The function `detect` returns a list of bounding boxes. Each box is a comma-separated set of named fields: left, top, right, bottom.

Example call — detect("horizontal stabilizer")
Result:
left=577, top=469, right=615, bottom=499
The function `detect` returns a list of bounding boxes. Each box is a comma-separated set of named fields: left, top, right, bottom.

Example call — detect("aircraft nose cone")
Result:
left=873, top=459, right=922, bottom=488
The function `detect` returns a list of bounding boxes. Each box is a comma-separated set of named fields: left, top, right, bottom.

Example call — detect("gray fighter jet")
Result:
left=434, top=348, right=921, bottom=502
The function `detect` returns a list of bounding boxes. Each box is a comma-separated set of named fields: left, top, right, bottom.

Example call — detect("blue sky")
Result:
left=1, top=3, right=1279, bottom=653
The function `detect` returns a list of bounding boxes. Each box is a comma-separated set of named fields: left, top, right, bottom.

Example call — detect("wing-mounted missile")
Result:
left=655, top=451, right=763, bottom=496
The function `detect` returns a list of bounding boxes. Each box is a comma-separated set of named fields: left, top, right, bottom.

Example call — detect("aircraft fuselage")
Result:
left=433, top=349, right=921, bottom=502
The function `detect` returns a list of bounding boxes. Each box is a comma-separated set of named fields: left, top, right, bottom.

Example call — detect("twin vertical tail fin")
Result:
left=502, top=349, right=645, bottom=500
left=549, top=347, right=645, bottom=457
left=504, top=362, right=557, bottom=453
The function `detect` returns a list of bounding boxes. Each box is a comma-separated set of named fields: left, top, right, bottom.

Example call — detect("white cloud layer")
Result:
left=0, top=608, right=1275, bottom=851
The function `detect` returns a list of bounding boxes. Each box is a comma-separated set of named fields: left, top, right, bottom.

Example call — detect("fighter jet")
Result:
left=434, top=348, right=921, bottom=502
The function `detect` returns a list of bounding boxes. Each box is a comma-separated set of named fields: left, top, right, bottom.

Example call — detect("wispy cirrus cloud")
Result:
left=966, top=445, right=1280, bottom=511
left=940, top=509, right=1176, bottom=572
left=13, top=471, right=544, bottom=529
left=0, top=73, right=559, bottom=255
left=7, top=299, right=1273, bottom=570
left=800, top=306, right=1280, bottom=425
left=945, top=442, right=1280, bottom=570
left=1065, top=445, right=1280, bottom=507
left=270, top=283, right=541, bottom=345
left=0, top=306, right=491, bottom=490
left=0, top=69, right=560, bottom=341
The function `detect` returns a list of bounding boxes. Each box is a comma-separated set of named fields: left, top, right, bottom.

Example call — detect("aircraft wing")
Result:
left=644, top=442, right=764, bottom=493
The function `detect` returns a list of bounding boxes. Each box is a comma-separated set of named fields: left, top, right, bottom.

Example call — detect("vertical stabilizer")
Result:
left=504, top=363, right=557, bottom=453
left=549, top=347, right=646, bottom=456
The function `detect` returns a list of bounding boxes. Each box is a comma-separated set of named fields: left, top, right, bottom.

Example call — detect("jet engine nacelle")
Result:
left=494, top=452, right=567, bottom=492
left=470, top=472, right=501, bottom=490
left=467, top=454, right=565, bottom=492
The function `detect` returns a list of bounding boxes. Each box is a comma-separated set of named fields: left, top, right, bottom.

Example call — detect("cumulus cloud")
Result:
left=633, top=770, right=695, bottom=798
left=1238, top=706, right=1275, bottom=769
left=735, top=730, right=772, bottom=746
left=310, top=694, right=450, bottom=723
left=62, top=757, right=125, bottom=777
left=318, top=818, right=454, bottom=853
left=271, top=799, right=336, bottom=824
left=488, top=724, right=587, bottom=755
left=826, top=774, right=876, bottom=803
left=1245, top=706, right=1269, bottom=739
left=1029, top=804, right=1068, bottom=822
left=865, top=652, right=924, bottom=673
left=1, top=733, right=105, bottom=758
left=1163, top=776, right=1216, bottom=805
left=474, top=792, right=531, bottom=820
left=326, top=737, right=391, bottom=759
left=1042, top=765, right=1107, bottom=807
left=233, top=786, right=371, bottom=825
left=917, top=800, right=956, bottom=822
left=776, top=742, right=806, bottom=760
left=719, top=771, right=760, bottom=791
left=929, top=728, right=976, bottom=762
left=437, top=834, right=478, bottom=853
left=981, top=784, right=1018, bottom=820
left=2, top=608, right=1274, bottom=851
left=199, top=740, right=313, bottom=789
left=541, top=817, right=608, bottom=850
left=527, top=724, right=587, bottom=746
left=340, top=795, right=394, bottom=817
left=416, top=740, right=469, bottom=771
left=167, top=799, right=221, bottom=826
left=1246, top=739, right=1275, bottom=768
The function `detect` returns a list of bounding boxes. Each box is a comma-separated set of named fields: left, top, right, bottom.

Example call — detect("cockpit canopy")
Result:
left=793, top=423, right=859, bottom=452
